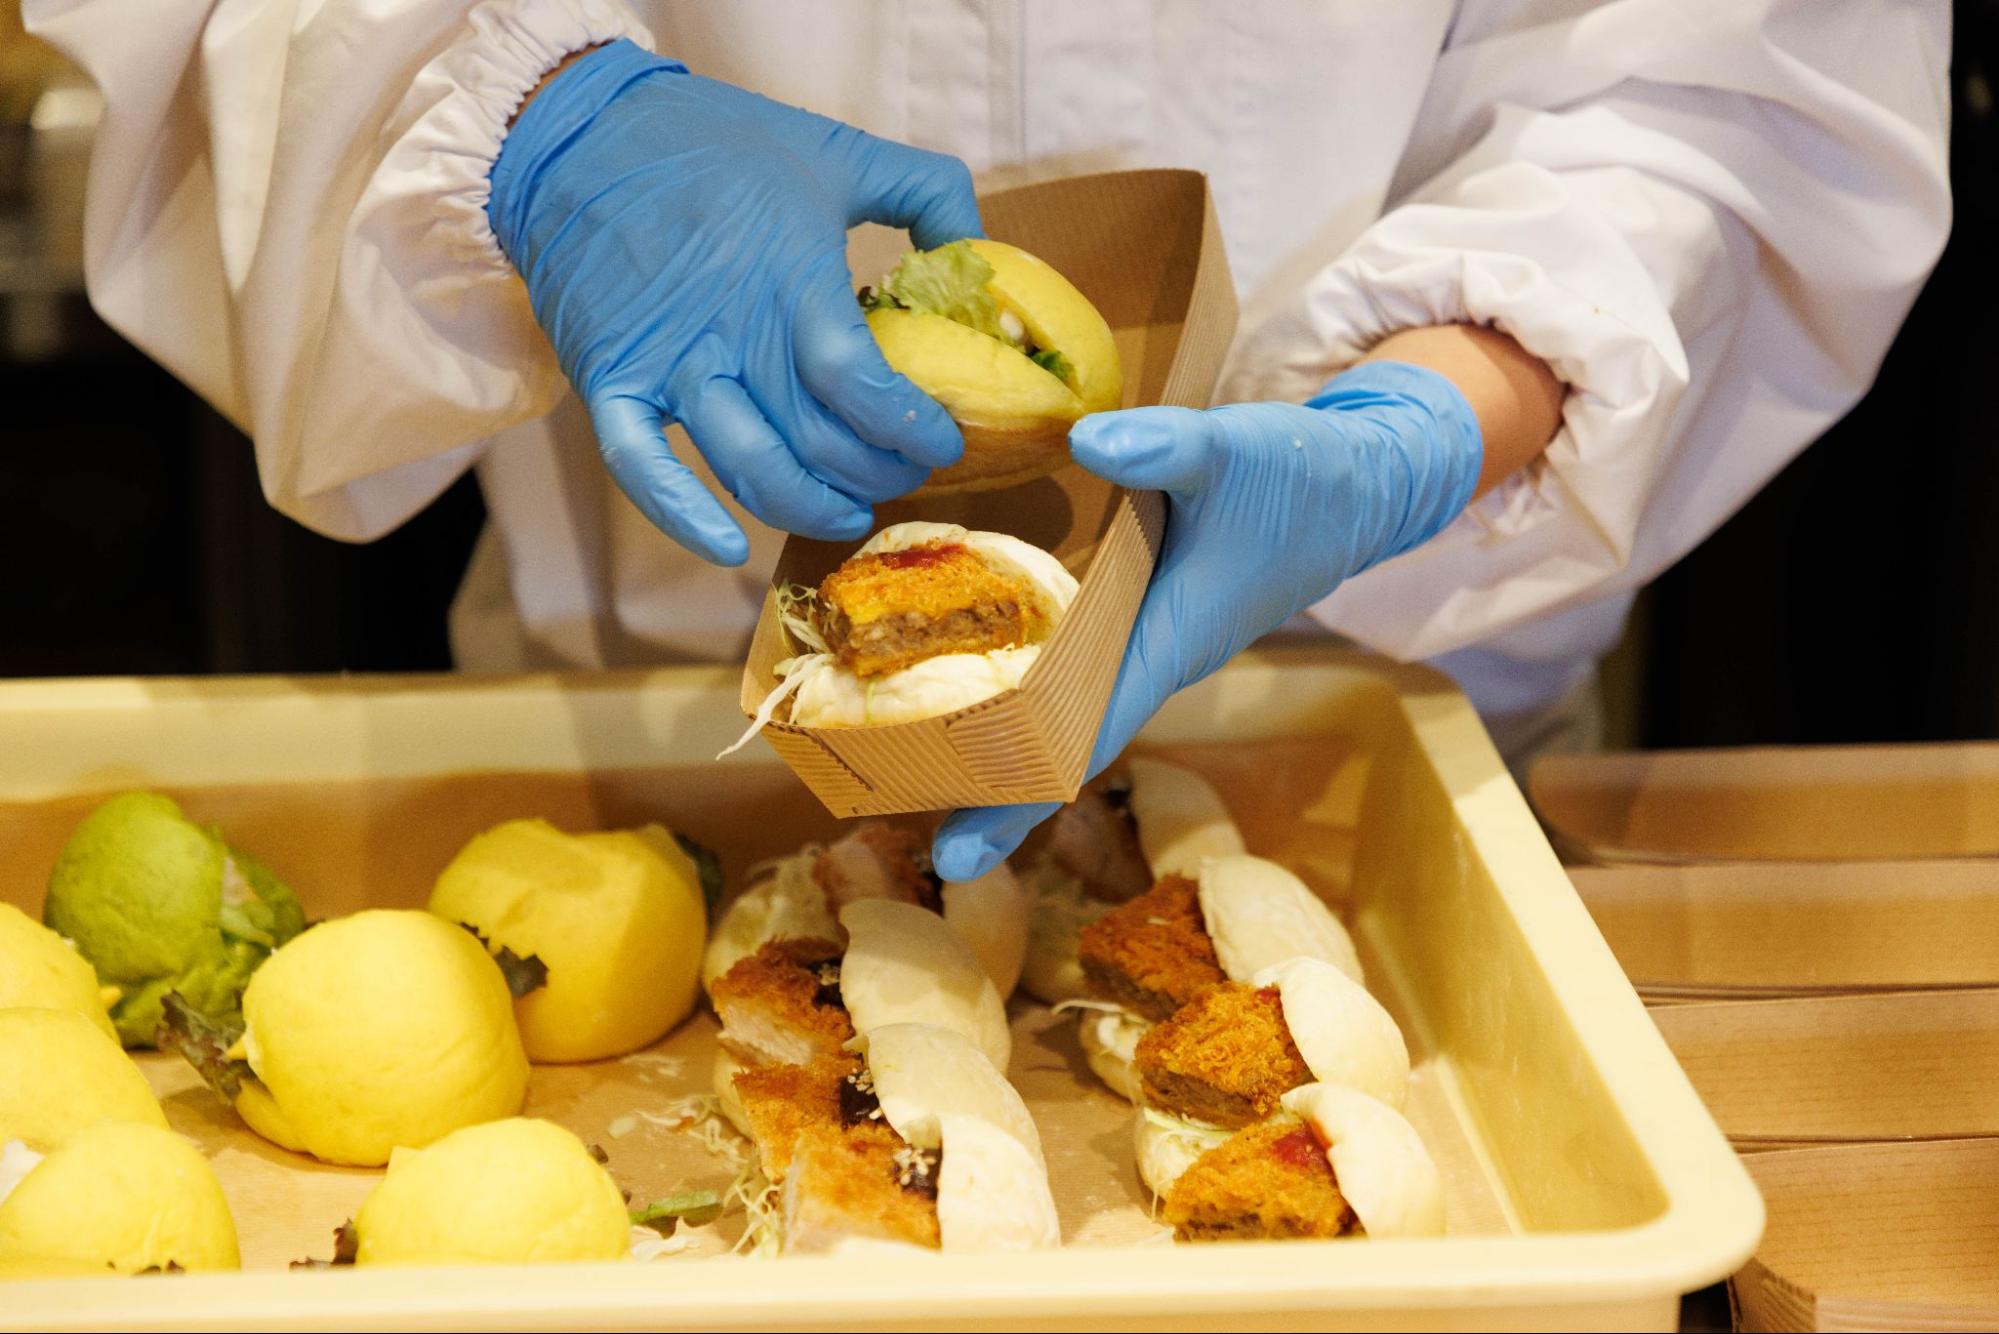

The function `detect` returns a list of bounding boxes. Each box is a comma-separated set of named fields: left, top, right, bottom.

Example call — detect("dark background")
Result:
left=2, top=7, right=1994, bottom=751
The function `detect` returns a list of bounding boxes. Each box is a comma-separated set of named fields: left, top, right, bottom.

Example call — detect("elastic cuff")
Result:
left=487, top=39, right=687, bottom=265
left=391, top=0, right=656, bottom=279
left=1307, top=360, right=1484, bottom=562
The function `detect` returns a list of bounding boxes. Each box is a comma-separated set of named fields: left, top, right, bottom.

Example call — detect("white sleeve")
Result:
left=23, top=0, right=653, bottom=540
left=1221, top=0, right=1951, bottom=664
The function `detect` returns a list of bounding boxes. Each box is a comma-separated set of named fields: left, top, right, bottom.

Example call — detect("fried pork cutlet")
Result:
left=1164, top=1117, right=1358, bottom=1242
left=1078, top=874, right=1226, bottom=1022
left=710, top=937, right=854, bottom=1067
left=812, top=822, right=941, bottom=913
left=731, top=1053, right=854, bottom=1184
left=1040, top=776, right=1152, bottom=903
left=1135, top=982, right=1312, bottom=1128
left=817, top=541, right=1039, bottom=679
left=781, top=1120, right=943, bottom=1253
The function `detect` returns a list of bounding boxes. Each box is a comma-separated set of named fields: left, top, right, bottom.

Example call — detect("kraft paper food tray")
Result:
left=1569, top=860, right=1999, bottom=999
left=1731, top=1139, right=1999, bottom=1332
left=740, top=168, right=1237, bottom=817
left=1647, top=991, right=1999, bottom=1150
left=0, top=648, right=1759, bottom=1331
left=1530, top=743, right=1999, bottom=865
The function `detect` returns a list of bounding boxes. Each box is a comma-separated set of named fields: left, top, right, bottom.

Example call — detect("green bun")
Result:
left=43, top=792, right=303, bottom=1047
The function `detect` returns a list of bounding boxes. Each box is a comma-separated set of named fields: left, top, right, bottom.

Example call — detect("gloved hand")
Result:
left=488, top=40, right=979, bottom=565
left=930, top=361, right=1484, bottom=881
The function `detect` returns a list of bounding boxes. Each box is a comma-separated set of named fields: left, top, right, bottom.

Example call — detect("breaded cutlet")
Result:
left=813, top=822, right=940, bottom=912
left=1135, top=982, right=1312, bottom=1128
left=780, top=1120, right=943, bottom=1253
left=817, top=541, right=1037, bottom=679
left=731, top=1053, right=855, bottom=1184
left=1163, top=1117, right=1358, bottom=1242
left=1078, top=874, right=1226, bottom=1022
left=709, top=937, right=854, bottom=1067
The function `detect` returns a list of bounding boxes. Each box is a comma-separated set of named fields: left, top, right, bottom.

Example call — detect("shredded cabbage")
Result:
left=717, top=653, right=833, bottom=759
left=1050, top=998, right=1132, bottom=1017
left=775, top=583, right=829, bottom=655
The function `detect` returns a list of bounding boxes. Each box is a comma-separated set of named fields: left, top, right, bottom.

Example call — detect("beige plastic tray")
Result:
left=0, top=648, right=1759, bottom=1331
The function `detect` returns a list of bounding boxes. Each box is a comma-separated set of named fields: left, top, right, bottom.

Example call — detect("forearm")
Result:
left=1358, top=325, right=1563, bottom=498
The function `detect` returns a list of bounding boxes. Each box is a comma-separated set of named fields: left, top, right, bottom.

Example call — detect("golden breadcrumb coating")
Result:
left=782, top=1120, right=942, bottom=1251
left=1078, top=874, right=1225, bottom=1022
left=732, top=1053, right=856, bottom=1184
left=1164, top=1117, right=1358, bottom=1242
left=709, top=937, right=854, bottom=1066
left=1136, top=983, right=1312, bottom=1128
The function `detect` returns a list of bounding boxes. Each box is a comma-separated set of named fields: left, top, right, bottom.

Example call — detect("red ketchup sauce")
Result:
left=875, top=542, right=967, bottom=570
left=1268, top=1126, right=1327, bottom=1172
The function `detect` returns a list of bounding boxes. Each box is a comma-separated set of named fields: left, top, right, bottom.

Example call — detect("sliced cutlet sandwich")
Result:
left=709, top=904, right=1055, bottom=1253
left=817, top=539, right=1043, bottom=680
left=1015, top=757, right=1247, bottom=1005
left=1134, top=981, right=1314, bottom=1129
left=1078, top=873, right=1226, bottom=1023
left=1162, top=1116, right=1358, bottom=1241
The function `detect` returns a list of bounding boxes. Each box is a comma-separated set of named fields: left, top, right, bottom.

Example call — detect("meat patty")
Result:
left=1135, top=982, right=1312, bottom=1128
left=817, top=541, right=1037, bottom=678
left=1164, top=1117, right=1358, bottom=1242
left=1078, top=874, right=1226, bottom=1022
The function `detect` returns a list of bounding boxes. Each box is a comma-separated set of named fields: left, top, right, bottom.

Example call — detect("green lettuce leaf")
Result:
left=873, top=241, right=1004, bottom=340
left=1029, top=347, right=1073, bottom=382
left=156, top=992, right=251, bottom=1101
left=630, top=1189, right=725, bottom=1237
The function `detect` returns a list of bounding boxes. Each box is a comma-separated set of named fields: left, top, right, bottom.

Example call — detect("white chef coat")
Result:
left=27, top=1, right=1951, bottom=727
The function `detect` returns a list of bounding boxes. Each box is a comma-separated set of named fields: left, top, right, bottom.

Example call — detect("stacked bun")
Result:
left=1016, top=758, right=1245, bottom=1004
left=705, top=836, right=1053, bottom=1254
left=1032, top=773, right=1443, bottom=1243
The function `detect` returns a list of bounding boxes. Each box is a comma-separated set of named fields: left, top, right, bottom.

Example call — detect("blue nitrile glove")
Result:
left=931, top=361, right=1483, bottom=880
left=488, top=40, right=980, bottom=565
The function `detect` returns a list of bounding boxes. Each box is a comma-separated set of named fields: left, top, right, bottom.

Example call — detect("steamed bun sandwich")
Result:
left=42, top=791, right=306, bottom=1047
left=1067, top=854, right=1364, bottom=1102
left=161, top=909, right=529, bottom=1167
left=707, top=900, right=1057, bottom=1253
left=428, top=818, right=713, bottom=1062
left=1013, top=758, right=1245, bottom=1004
left=726, top=522, right=1078, bottom=748
left=702, top=821, right=1030, bottom=999
left=1071, top=855, right=1442, bottom=1241
left=860, top=238, right=1122, bottom=492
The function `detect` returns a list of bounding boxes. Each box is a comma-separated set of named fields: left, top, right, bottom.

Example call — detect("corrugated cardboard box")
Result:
left=1531, top=744, right=1999, bottom=864
left=1733, top=1139, right=1999, bottom=1331
left=1569, top=860, right=1999, bottom=999
left=739, top=169, right=1237, bottom=817
left=1648, top=991, right=1999, bottom=1149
